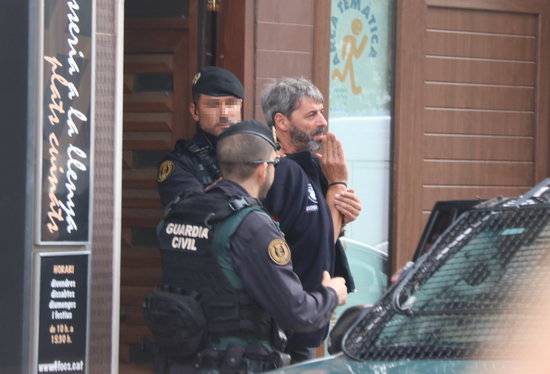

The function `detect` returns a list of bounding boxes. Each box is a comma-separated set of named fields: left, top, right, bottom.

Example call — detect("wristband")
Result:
left=328, top=181, right=347, bottom=188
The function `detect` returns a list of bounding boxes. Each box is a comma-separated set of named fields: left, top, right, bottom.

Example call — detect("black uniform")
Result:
left=153, top=180, right=338, bottom=373
left=157, top=129, right=220, bottom=206
left=201, top=180, right=338, bottom=331
left=156, top=65, right=245, bottom=206
left=262, top=151, right=355, bottom=353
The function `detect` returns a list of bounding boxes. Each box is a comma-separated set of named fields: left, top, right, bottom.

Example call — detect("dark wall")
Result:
left=0, top=1, right=32, bottom=373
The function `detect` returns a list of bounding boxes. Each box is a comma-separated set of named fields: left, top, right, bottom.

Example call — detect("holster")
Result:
left=142, top=285, right=206, bottom=360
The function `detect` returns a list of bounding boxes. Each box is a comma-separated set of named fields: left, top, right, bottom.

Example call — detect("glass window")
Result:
left=328, top=0, right=396, bottom=327
left=329, top=1, right=395, bottom=259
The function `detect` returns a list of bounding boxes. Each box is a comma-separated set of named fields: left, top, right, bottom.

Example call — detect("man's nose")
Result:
left=219, top=102, right=230, bottom=115
left=317, top=113, right=328, bottom=127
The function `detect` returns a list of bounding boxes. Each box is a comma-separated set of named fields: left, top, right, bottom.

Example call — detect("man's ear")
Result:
left=274, top=113, right=289, bottom=132
left=189, top=103, right=199, bottom=121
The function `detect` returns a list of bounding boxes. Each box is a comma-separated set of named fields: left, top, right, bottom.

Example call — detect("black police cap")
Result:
left=218, top=120, right=279, bottom=150
left=191, top=66, right=244, bottom=99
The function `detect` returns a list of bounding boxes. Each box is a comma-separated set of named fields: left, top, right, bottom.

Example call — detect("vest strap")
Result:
left=177, top=139, right=221, bottom=185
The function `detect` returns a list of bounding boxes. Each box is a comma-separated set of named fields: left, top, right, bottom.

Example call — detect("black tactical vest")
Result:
left=175, top=139, right=221, bottom=187
left=158, top=191, right=273, bottom=342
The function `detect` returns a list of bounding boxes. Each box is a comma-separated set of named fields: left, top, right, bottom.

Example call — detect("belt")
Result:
left=195, top=343, right=291, bottom=374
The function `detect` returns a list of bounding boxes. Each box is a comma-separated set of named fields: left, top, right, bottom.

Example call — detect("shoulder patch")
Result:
left=157, top=160, right=175, bottom=183
left=267, top=238, right=291, bottom=266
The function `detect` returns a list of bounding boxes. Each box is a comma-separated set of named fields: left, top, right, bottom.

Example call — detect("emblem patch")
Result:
left=192, top=72, right=201, bottom=86
left=157, top=160, right=175, bottom=183
left=267, top=238, right=291, bottom=266
left=307, top=183, right=318, bottom=204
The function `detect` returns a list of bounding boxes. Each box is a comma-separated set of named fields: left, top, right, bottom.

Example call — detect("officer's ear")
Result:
left=255, top=162, right=268, bottom=184
left=189, top=102, right=199, bottom=121
left=274, top=113, right=289, bottom=132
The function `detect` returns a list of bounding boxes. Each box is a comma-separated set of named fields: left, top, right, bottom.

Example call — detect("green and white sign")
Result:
left=330, top=0, right=394, bottom=117
left=328, top=0, right=395, bottom=254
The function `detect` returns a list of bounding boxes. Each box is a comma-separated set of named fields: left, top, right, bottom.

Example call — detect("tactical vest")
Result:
left=175, top=139, right=221, bottom=187
left=158, top=190, right=273, bottom=345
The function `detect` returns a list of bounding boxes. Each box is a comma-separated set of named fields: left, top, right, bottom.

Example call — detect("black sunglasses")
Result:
left=245, top=157, right=281, bottom=166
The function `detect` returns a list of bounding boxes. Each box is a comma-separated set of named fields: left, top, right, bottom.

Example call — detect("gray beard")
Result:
left=289, top=125, right=323, bottom=152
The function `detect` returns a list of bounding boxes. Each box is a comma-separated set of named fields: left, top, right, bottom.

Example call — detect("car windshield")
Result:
left=343, top=184, right=550, bottom=361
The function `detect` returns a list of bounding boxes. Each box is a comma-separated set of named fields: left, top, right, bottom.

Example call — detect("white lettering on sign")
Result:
left=43, top=56, right=68, bottom=126
left=46, top=132, right=64, bottom=234
left=42, top=0, right=90, bottom=239
left=51, top=278, right=76, bottom=288
left=51, top=289, right=76, bottom=299
left=43, top=56, right=89, bottom=235
left=57, top=145, right=87, bottom=233
left=67, top=0, right=85, bottom=76
left=67, top=107, right=87, bottom=136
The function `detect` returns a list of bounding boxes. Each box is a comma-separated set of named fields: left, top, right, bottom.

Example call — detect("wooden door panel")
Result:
left=425, top=31, right=537, bottom=60
left=123, top=132, right=173, bottom=150
left=393, top=0, right=550, bottom=271
left=424, top=110, right=534, bottom=136
left=124, top=29, right=187, bottom=53
left=122, top=189, right=162, bottom=208
left=124, top=54, right=175, bottom=72
left=122, top=168, right=157, bottom=188
left=425, top=84, right=535, bottom=111
left=423, top=161, right=534, bottom=185
left=124, top=113, right=174, bottom=132
left=424, top=136, right=534, bottom=161
left=124, top=93, right=174, bottom=112
left=120, top=325, right=151, bottom=345
left=426, top=7, right=537, bottom=34
left=425, top=58, right=536, bottom=86
left=120, top=10, right=196, bottom=361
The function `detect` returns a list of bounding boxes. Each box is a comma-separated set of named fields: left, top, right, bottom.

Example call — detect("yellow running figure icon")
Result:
left=332, top=18, right=368, bottom=95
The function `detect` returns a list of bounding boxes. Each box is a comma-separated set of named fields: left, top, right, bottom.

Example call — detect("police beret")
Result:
left=218, top=120, right=278, bottom=150
left=191, top=66, right=244, bottom=99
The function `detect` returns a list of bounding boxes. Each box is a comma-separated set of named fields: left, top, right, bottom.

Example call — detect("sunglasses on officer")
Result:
left=245, top=157, right=281, bottom=166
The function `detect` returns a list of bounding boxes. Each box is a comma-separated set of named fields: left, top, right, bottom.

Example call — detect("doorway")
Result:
left=120, top=1, right=196, bottom=371
left=119, top=0, right=250, bottom=371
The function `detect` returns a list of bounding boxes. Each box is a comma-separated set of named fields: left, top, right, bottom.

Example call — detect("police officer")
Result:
left=157, top=66, right=244, bottom=206
left=261, top=78, right=362, bottom=363
left=155, top=120, right=348, bottom=374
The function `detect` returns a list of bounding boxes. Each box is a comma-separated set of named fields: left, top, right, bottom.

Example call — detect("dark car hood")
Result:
left=268, top=355, right=534, bottom=374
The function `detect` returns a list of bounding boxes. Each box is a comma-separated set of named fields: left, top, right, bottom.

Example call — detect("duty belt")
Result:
left=195, top=343, right=291, bottom=374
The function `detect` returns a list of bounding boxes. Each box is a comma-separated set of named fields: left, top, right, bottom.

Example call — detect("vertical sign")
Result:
left=37, top=253, right=89, bottom=373
left=327, top=0, right=395, bottom=255
left=329, top=0, right=393, bottom=117
left=327, top=0, right=395, bottom=333
left=40, top=0, right=93, bottom=243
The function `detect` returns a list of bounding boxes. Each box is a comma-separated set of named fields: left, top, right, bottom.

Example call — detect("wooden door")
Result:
left=120, top=1, right=198, bottom=367
left=392, top=0, right=550, bottom=271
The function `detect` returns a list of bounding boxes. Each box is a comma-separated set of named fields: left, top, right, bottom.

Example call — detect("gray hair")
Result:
left=261, top=77, right=324, bottom=128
